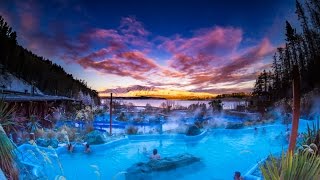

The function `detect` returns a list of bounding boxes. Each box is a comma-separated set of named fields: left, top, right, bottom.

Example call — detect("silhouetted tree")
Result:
left=253, top=0, right=320, bottom=102
left=208, top=100, right=222, bottom=112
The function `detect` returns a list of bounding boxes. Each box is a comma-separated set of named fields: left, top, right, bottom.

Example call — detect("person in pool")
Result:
left=234, top=171, right=244, bottom=180
left=150, top=149, right=161, bottom=160
left=254, top=127, right=258, bottom=134
left=67, top=143, right=74, bottom=153
left=84, top=144, right=91, bottom=153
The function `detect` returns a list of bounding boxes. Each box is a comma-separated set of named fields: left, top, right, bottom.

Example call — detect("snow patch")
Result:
left=0, top=72, right=43, bottom=95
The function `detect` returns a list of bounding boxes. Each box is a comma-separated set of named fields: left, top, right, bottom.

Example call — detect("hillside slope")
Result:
left=0, top=71, right=43, bottom=95
left=0, top=15, right=99, bottom=105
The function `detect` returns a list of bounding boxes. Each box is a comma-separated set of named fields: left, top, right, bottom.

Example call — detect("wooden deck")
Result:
left=0, top=93, right=78, bottom=102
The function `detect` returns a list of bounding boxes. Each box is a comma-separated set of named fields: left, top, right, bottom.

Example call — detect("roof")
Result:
left=1, top=93, right=79, bottom=102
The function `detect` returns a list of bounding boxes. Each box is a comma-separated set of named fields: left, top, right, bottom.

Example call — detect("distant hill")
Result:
left=99, top=85, right=216, bottom=100
left=215, top=92, right=251, bottom=99
left=101, top=85, right=157, bottom=94
left=0, top=16, right=99, bottom=105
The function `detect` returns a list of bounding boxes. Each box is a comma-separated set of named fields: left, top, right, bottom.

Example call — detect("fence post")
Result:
left=288, top=65, right=301, bottom=154
left=109, top=93, right=113, bottom=136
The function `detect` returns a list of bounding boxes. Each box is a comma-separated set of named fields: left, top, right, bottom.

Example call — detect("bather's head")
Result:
left=153, top=149, right=158, bottom=155
left=234, top=171, right=241, bottom=179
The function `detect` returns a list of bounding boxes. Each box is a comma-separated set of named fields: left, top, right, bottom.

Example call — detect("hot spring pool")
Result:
left=26, top=120, right=313, bottom=180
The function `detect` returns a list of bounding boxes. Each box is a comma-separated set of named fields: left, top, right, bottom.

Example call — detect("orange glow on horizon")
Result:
left=99, top=89, right=217, bottom=99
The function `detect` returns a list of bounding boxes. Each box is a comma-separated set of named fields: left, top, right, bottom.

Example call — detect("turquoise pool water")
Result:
left=32, top=120, right=313, bottom=180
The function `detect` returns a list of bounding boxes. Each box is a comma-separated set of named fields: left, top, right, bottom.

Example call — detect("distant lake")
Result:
left=102, top=99, right=247, bottom=110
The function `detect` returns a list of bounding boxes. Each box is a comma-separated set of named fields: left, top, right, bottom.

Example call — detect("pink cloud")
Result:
left=35, top=19, right=274, bottom=92
left=86, top=29, right=121, bottom=40
left=162, top=26, right=242, bottom=56
left=20, top=12, right=37, bottom=32
left=164, top=34, right=275, bottom=89
left=162, top=26, right=246, bottom=80
left=2, top=1, right=276, bottom=94
left=220, top=38, right=274, bottom=75
left=85, top=42, right=125, bottom=60
left=169, top=53, right=221, bottom=74
left=120, top=16, right=150, bottom=36
left=116, top=51, right=158, bottom=69
left=78, top=51, right=160, bottom=80
left=14, top=0, right=39, bottom=32
left=77, top=48, right=182, bottom=83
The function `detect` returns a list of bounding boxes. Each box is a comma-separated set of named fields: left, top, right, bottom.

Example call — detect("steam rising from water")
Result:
left=310, top=96, right=320, bottom=119
left=104, top=100, right=259, bottom=134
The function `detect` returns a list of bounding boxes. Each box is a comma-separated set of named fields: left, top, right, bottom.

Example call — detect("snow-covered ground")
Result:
left=0, top=71, right=97, bottom=105
left=0, top=72, right=43, bottom=95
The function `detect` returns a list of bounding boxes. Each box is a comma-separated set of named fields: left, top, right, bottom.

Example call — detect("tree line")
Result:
left=215, top=92, right=249, bottom=99
left=0, top=16, right=99, bottom=104
left=253, top=0, right=320, bottom=102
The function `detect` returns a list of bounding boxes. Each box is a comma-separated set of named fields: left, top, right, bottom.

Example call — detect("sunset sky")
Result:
left=0, top=0, right=298, bottom=94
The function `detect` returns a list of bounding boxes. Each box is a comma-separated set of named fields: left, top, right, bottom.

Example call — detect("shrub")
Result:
left=26, top=115, right=41, bottom=133
left=56, top=132, right=66, bottom=143
left=46, top=129, right=56, bottom=139
left=0, top=100, right=21, bottom=134
left=208, top=100, right=222, bottom=112
left=35, top=128, right=45, bottom=139
left=300, top=120, right=320, bottom=155
left=85, top=125, right=95, bottom=134
left=75, top=106, right=94, bottom=122
left=260, top=151, right=320, bottom=180
left=117, top=112, right=128, bottom=121
left=59, top=125, right=77, bottom=142
left=67, top=128, right=77, bottom=142
left=93, top=106, right=105, bottom=117
left=0, top=99, right=19, bottom=179
left=0, top=128, right=19, bottom=179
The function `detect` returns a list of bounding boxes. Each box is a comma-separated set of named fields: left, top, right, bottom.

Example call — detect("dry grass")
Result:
left=260, top=151, right=320, bottom=180
left=56, top=132, right=66, bottom=143
left=85, top=125, right=95, bottom=134
left=46, top=129, right=57, bottom=139
left=0, top=126, right=19, bottom=179
left=57, top=125, right=77, bottom=142
left=126, top=126, right=138, bottom=135
left=0, top=99, right=19, bottom=179
left=35, top=128, right=45, bottom=139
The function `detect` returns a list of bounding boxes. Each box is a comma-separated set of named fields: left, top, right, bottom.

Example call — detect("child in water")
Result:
left=234, top=171, right=244, bottom=180
left=84, top=144, right=91, bottom=153
left=67, top=143, right=74, bottom=153
left=150, top=149, right=161, bottom=160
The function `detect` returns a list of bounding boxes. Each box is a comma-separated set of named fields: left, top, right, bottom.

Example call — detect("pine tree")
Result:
left=0, top=16, right=100, bottom=104
left=285, top=21, right=298, bottom=65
